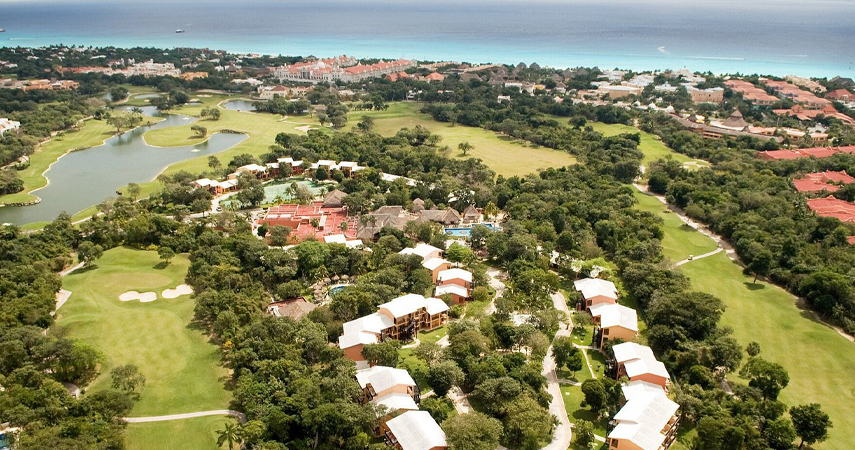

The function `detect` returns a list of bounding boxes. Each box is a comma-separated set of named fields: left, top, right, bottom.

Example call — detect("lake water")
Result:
left=223, top=100, right=257, bottom=112
left=0, top=0, right=852, bottom=78
left=0, top=106, right=247, bottom=225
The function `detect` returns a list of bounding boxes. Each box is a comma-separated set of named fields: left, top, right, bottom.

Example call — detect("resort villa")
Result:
left=339, top=293, right=449, bottom=362
left=383, top=410, right=448, bottom=450
left=422, top=257, right=452, bottom=283
left=607, top=385, right=680, bottom=450
left=275, top=56, right=416, bottom=84
left=611, top=342, right=672, bottom=392
left=265, top=297, right=317, bottom=320
left=573, top=277, right=619, bottom=310
left=589, top=303, right=639, bottom=348
left=356, top=365, right=420, bottom=412
left=756, top=145, right=855, bottom=161
left=399, top=243, right=444, bottom=261
left=723, top=80, right=779, bottom=106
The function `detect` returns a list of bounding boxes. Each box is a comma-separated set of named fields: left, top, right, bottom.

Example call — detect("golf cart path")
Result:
left=123, top=409, right=246, bottom=423
left=541, top=290, right=573, bottom=450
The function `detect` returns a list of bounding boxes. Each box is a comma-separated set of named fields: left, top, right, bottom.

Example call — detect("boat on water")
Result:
left=0, top=29, right=6, bottom=33
left=175, top=29, right=185, bottom=33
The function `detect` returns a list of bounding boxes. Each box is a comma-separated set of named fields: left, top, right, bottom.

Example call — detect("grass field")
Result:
left=349, top=102, right=577, bottom=177
left=55, top=247, right=230, bottom=417
left=639, top=192, right=854, bottom=450
left=633, top=191, right=718, bottom=263
left=586, top=121, right=707, bottom=167
left=126, top=415, right=234, bottom=450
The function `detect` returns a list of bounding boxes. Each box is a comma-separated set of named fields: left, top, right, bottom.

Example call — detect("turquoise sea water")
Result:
left=0, top=0, right=853, bottom=78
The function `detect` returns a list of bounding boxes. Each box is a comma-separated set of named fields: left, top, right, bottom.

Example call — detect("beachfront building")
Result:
left=573, top=278, right=619, bottom=310
left=724, top=80, right=779, bottom=106
left=611, top=342, right=672, bottom=392
left=339, top=294, right=449, bottom=362
left=607, top=386, right=680, bottom=450
left=275, top=56, right=415, bottom=84
left=356, top=365, right=420, bottom=410
left=687, top=86, right=724, bottom=104
left=126, top=60, right=181, bottom=77
left=383, top=410, right=448, bottom=450
left=772, top=104, right=855, bottom=126
left=589, top=303, right=638, bottom=348
left=597, top=84, right=643, bottom=99
left=764, top=80, right=831, bottom=108
left=0, top=118, right=20, bottom=135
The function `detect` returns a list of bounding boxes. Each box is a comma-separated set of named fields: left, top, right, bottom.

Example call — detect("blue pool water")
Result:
left=445, top=224, right=500, bottom=237
left=329, top=285, right=349, bottom=295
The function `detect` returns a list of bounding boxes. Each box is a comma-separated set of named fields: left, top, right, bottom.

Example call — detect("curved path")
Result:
left=675, top=247, right=723, bottom=267
left=541, top=290, right=573, bottom=450
left=123, top=410, right=246, bottom=424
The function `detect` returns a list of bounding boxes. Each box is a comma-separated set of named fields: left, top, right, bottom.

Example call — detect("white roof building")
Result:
left=373, top=392, right=419, bottom=413
left=609, top=391, right=679, bottom=450
left=434, top=283, right=468, bottom=298
left=385, top=410, right=448, bottom=450
left=573, top=278, right=618, bottom=300
left=399, top=243, right=443, bottom=260
left=356, top=365, right=416, bottom=393
left=338, top=312, right=394, bottom=349
left=589, top=303, right=638, bottom=332
left=379, top=294, right=449, bottom=318
left=621, top=380, right=666, bottom=401
left=437, top=268, right=473, bottom=284
left=422, top=257, right=450, bottom=271
left=612, top=342, right=671, bottom=381
left=0, top=118, right=21, bottom=135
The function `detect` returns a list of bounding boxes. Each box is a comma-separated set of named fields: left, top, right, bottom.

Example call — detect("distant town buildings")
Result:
left=756, top=145, right=855, bottom=161
left=723, top=80, right=779, bottom=106
left=686, top=86, right=724, bottom=104
left=0, top=79, right=81, bottom=91
left=274, top=56, right=415, bottom=84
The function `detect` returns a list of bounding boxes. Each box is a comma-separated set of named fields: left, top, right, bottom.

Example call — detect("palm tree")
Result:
left=216, top=423, right=241, bottom=450
left=484, top=201, right=499, bottom=220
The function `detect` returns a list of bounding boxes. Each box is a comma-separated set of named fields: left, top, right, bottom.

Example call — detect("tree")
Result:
left=357, top=115, right=375, bottom=133
left=747, top=245, right=773, bottom=283
left=269, top=225, right=292, bottom=246
left=746, top=341, right=761, bottom=357
left=790, top=403, right=831, bottom=449
left=427, top=360, right=464, bottom=396
left=236, top=172, right=264, bottom=207
left=581, top=379, right=607, bottom=415
left=458, top=141, right=473, bottom=156
left=208, top=156, right=222, bottom=171
left=110, top=364, right=146, bottom=399
left=109, top=86, right=129, bottom=102
left=77, top=241, right=104, bottom=267
left=764, top=417, right=797, bottom=450
left=191, top=124, right=208, bottom=138
left=502, top=395, right=554, bottom=450
left=414, top=342, right=442, bottom=364
left=158, top=246, right=176, bottom=265
left=443, top=412, right=503, bottom=450
left=446, top=242, right=475, bottom=265
left=552, top=336, right=582, bottom=377
left=361, top=340, right=401, bottom=366
left=216, top=423, right=242, bottom=450
left=740, top=357, right=789, bottom=400
left=127, top=183, right=141, bottom=201
left=574, top=419, right=595, bottom=448
left=208, top=108, right=221, bottom=121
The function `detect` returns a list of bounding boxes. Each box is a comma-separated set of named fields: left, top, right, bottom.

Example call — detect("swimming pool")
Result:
left=329, top=285, right=349, bottom=296
left=445, top=223, right=501, bottom=237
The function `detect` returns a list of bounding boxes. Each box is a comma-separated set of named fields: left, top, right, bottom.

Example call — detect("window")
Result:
left=603, top=329, right=609, bottom=336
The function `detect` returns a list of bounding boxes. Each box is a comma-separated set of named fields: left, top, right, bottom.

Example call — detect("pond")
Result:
left=223, top=99, right=257, bottom=111
left=0, top=106, right=248, bottom=225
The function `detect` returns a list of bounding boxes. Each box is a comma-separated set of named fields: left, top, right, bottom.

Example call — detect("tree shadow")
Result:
left=679, top=224, right=696, bottom=232
left=75, top=264, right=99, bottom=273
left=153, top=262, right=168, bottom=270
left=743, top=282, right=765, bottom=291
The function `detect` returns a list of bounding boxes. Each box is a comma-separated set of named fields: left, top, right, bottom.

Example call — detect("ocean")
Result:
left=0, top=0, right=853, bottom=78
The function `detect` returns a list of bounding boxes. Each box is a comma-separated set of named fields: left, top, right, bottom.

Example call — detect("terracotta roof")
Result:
left=806, top=196, right=855, bottom=222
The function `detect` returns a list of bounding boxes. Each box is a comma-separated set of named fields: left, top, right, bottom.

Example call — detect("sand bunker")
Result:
left=162, top=284, right=194, bottom=299
left=119, top=291, right=158, bottom=303
left=294, top=125, right=317, bottom=133
left=198, top=94, right=212, bottom=97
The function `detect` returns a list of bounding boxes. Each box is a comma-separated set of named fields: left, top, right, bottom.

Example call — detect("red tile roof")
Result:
left=806, top=196, right=855, bottom=222
left=793, top=179, right=840, bottom=193
left=826, top=89, right=852, bottom=100
left=757, top=146, right=855, bottom=160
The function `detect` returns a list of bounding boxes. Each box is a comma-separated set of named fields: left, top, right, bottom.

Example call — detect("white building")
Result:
left=0, top=118, right=21, bottom=135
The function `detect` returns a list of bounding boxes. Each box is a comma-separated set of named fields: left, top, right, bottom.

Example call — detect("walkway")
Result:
left=675, top=247, right=724, bottom=267
left=123, top=410, right=246, bottom=424
left=541, top=290, right=573, bottom=450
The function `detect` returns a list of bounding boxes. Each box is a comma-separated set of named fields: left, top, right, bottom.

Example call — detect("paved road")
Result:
left=541, top=290, right=573, bottom=450
left=123, top=410, right=246, bottom=424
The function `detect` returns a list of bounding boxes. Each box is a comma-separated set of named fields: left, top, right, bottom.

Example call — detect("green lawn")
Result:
left=639, top=194, right=855, bottom=450
left=350, top=102, right=577, bottom=177
left=126, top=415, right=235, bottom=450
left=633, top=191, right=718, bottom=263
left=587, top=122, right=697, bottom=166
left=560, top=346, right=609, bottom=437
left=680, top=253, right=854, bottom=450
left=55, top=247, right=230, bottom=417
